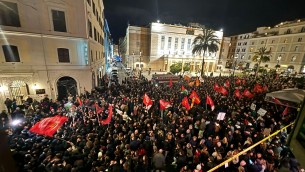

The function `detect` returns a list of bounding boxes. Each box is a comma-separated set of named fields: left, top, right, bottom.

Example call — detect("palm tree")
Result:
left=192, top=29, right=220, bottom=77
left=252, top=47, right=271, bottom=78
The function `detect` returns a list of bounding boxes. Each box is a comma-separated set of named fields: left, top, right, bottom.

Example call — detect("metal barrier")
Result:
left=208, top=122, right=294, bottom=172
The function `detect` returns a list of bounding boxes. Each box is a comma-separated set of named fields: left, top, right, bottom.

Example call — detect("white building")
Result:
left=124, top=22, right=223, bottom=73
left=0, top=0, right=105, bottom=110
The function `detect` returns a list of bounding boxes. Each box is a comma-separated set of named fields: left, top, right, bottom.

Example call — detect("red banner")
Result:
left=234, top=89, right=242, bottom=99
left=143, top=93, right=153, bottom=107
left=76, top=97, right=83, bottom=106
left=160, top=99, right=171, bottom=110
left=101, top=105, right=113, bottom=125
left=213, top=83, right=220, bottom=92
left=206, top=95, right=215, bottom=110
left=224, top=79, right=230, bottom=87
left=30, top=115, right=68, bottom=137
left=243, top=89, right=254, bottom=98
left=189, top=90, right=200, bottom=104
left=235, top=78, right=241, bottom=85
left=219, top=86, right=228, bottom=95
left=95, top=102, right=104, bottom=114
left=169, top=79, right=173, bottom=88
left=181, top=97, right=191, bottom=110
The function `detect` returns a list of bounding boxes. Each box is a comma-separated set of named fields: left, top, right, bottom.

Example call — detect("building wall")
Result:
left=125, top=26, right=150, bottom=69
left=123, top=23, right=223, bottom=72
left=86, top=0, right=105, bottom=87
left=152, top=22, right=223, bottom=72
left=0, top=0, right=105, bottom=110
left=227, top=19, right=305, bottom=73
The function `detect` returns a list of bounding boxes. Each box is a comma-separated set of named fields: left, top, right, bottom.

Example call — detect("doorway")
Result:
left=57, top=76, right=77, bottom=100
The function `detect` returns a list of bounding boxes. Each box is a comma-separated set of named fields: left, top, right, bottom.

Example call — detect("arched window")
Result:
left=286, top=29, right=291, bottom=34
left=301, top=27, right=305, bottom=33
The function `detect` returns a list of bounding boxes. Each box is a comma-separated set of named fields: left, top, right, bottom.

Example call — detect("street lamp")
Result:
left=232, top=54, right=239, bottom=76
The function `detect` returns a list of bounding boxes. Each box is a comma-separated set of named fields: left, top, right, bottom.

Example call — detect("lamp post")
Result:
left=232, top=54, right=239, bottom=77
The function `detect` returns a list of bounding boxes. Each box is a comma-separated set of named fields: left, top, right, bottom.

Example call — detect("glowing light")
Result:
left=11, top=119, right=22, bottom=126
left=157, top=20, right=160, bottom=23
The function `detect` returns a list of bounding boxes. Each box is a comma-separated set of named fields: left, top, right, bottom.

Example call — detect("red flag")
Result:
left=181, top=85, right=186, bottom=91
left=101, top=105, right=113, bottom=125
left=213, top=83, right=220, bottom=92
left=234, top=89, right=242, bottom=99
left=169, top=79, right=173, bottom=88
left=224, top=79, right=230, bottom=87
left=243, top=89, right=254, bottom=98
left=95, top=102, right=104, bottom=114
left=235, top=78, right=241, bottom=85
left=30, top=115, right=68, bottom=137
left=263, top=85, right=268, bottom=92
left=160, top=99, right=171, bottom=110
left=282, top=106, right=289, bottom=116
left=253, top=84, right=263, bottom=93
left=77, top=97, right=83, bottom=106
left=206, top=95, right=215, bottom=111
left=189, top=90, right=201, bottom=105
left=219, top=86, right=228, bottom=95
left=272, top=97, right=282, bottom=105
left=143, top=93, right=153, bottom=108
left=181, top=97, right=191, bottom=110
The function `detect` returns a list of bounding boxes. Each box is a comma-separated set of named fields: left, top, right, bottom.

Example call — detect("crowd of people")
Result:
left=1, top=73, right=304, bottom=172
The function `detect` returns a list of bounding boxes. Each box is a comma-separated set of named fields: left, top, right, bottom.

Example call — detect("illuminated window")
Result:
left=161, top=36, right=165, bottom=50
left=181, top=38, right=185, bottom=49
left=187, top=39, right=191, bottom=50
left=174, top=38, right=178, bottom=50
left=168, top=37, right=172, bottom=49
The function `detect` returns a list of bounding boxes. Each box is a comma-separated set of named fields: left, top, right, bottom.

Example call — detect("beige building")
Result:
left=0, top=0, right=105, bottom=109
left=124, top=22, right=223, bottom=73
left=219, top=37, right=231, bottom=70
left=226, top=19, right=305, bottom=73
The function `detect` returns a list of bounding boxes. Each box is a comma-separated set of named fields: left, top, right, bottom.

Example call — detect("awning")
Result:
left=265, top=88, right=305, bottom=108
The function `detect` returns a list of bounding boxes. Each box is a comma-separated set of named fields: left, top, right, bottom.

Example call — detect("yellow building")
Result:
left=226, top=19, right=305, bottom=73
left=0, top=0, right=105, bottom=109
left=124, top=22, right=223, bottom=73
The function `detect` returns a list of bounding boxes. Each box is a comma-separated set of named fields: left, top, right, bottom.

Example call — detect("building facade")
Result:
left=123, top=22, right=223, bottom=73
left=0, top=0, right=105, bottom=110
left=225, top=19, right=305, bottom=73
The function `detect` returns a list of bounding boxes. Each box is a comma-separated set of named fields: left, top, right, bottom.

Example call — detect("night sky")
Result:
left=104, top=0, right=305, bottom=43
